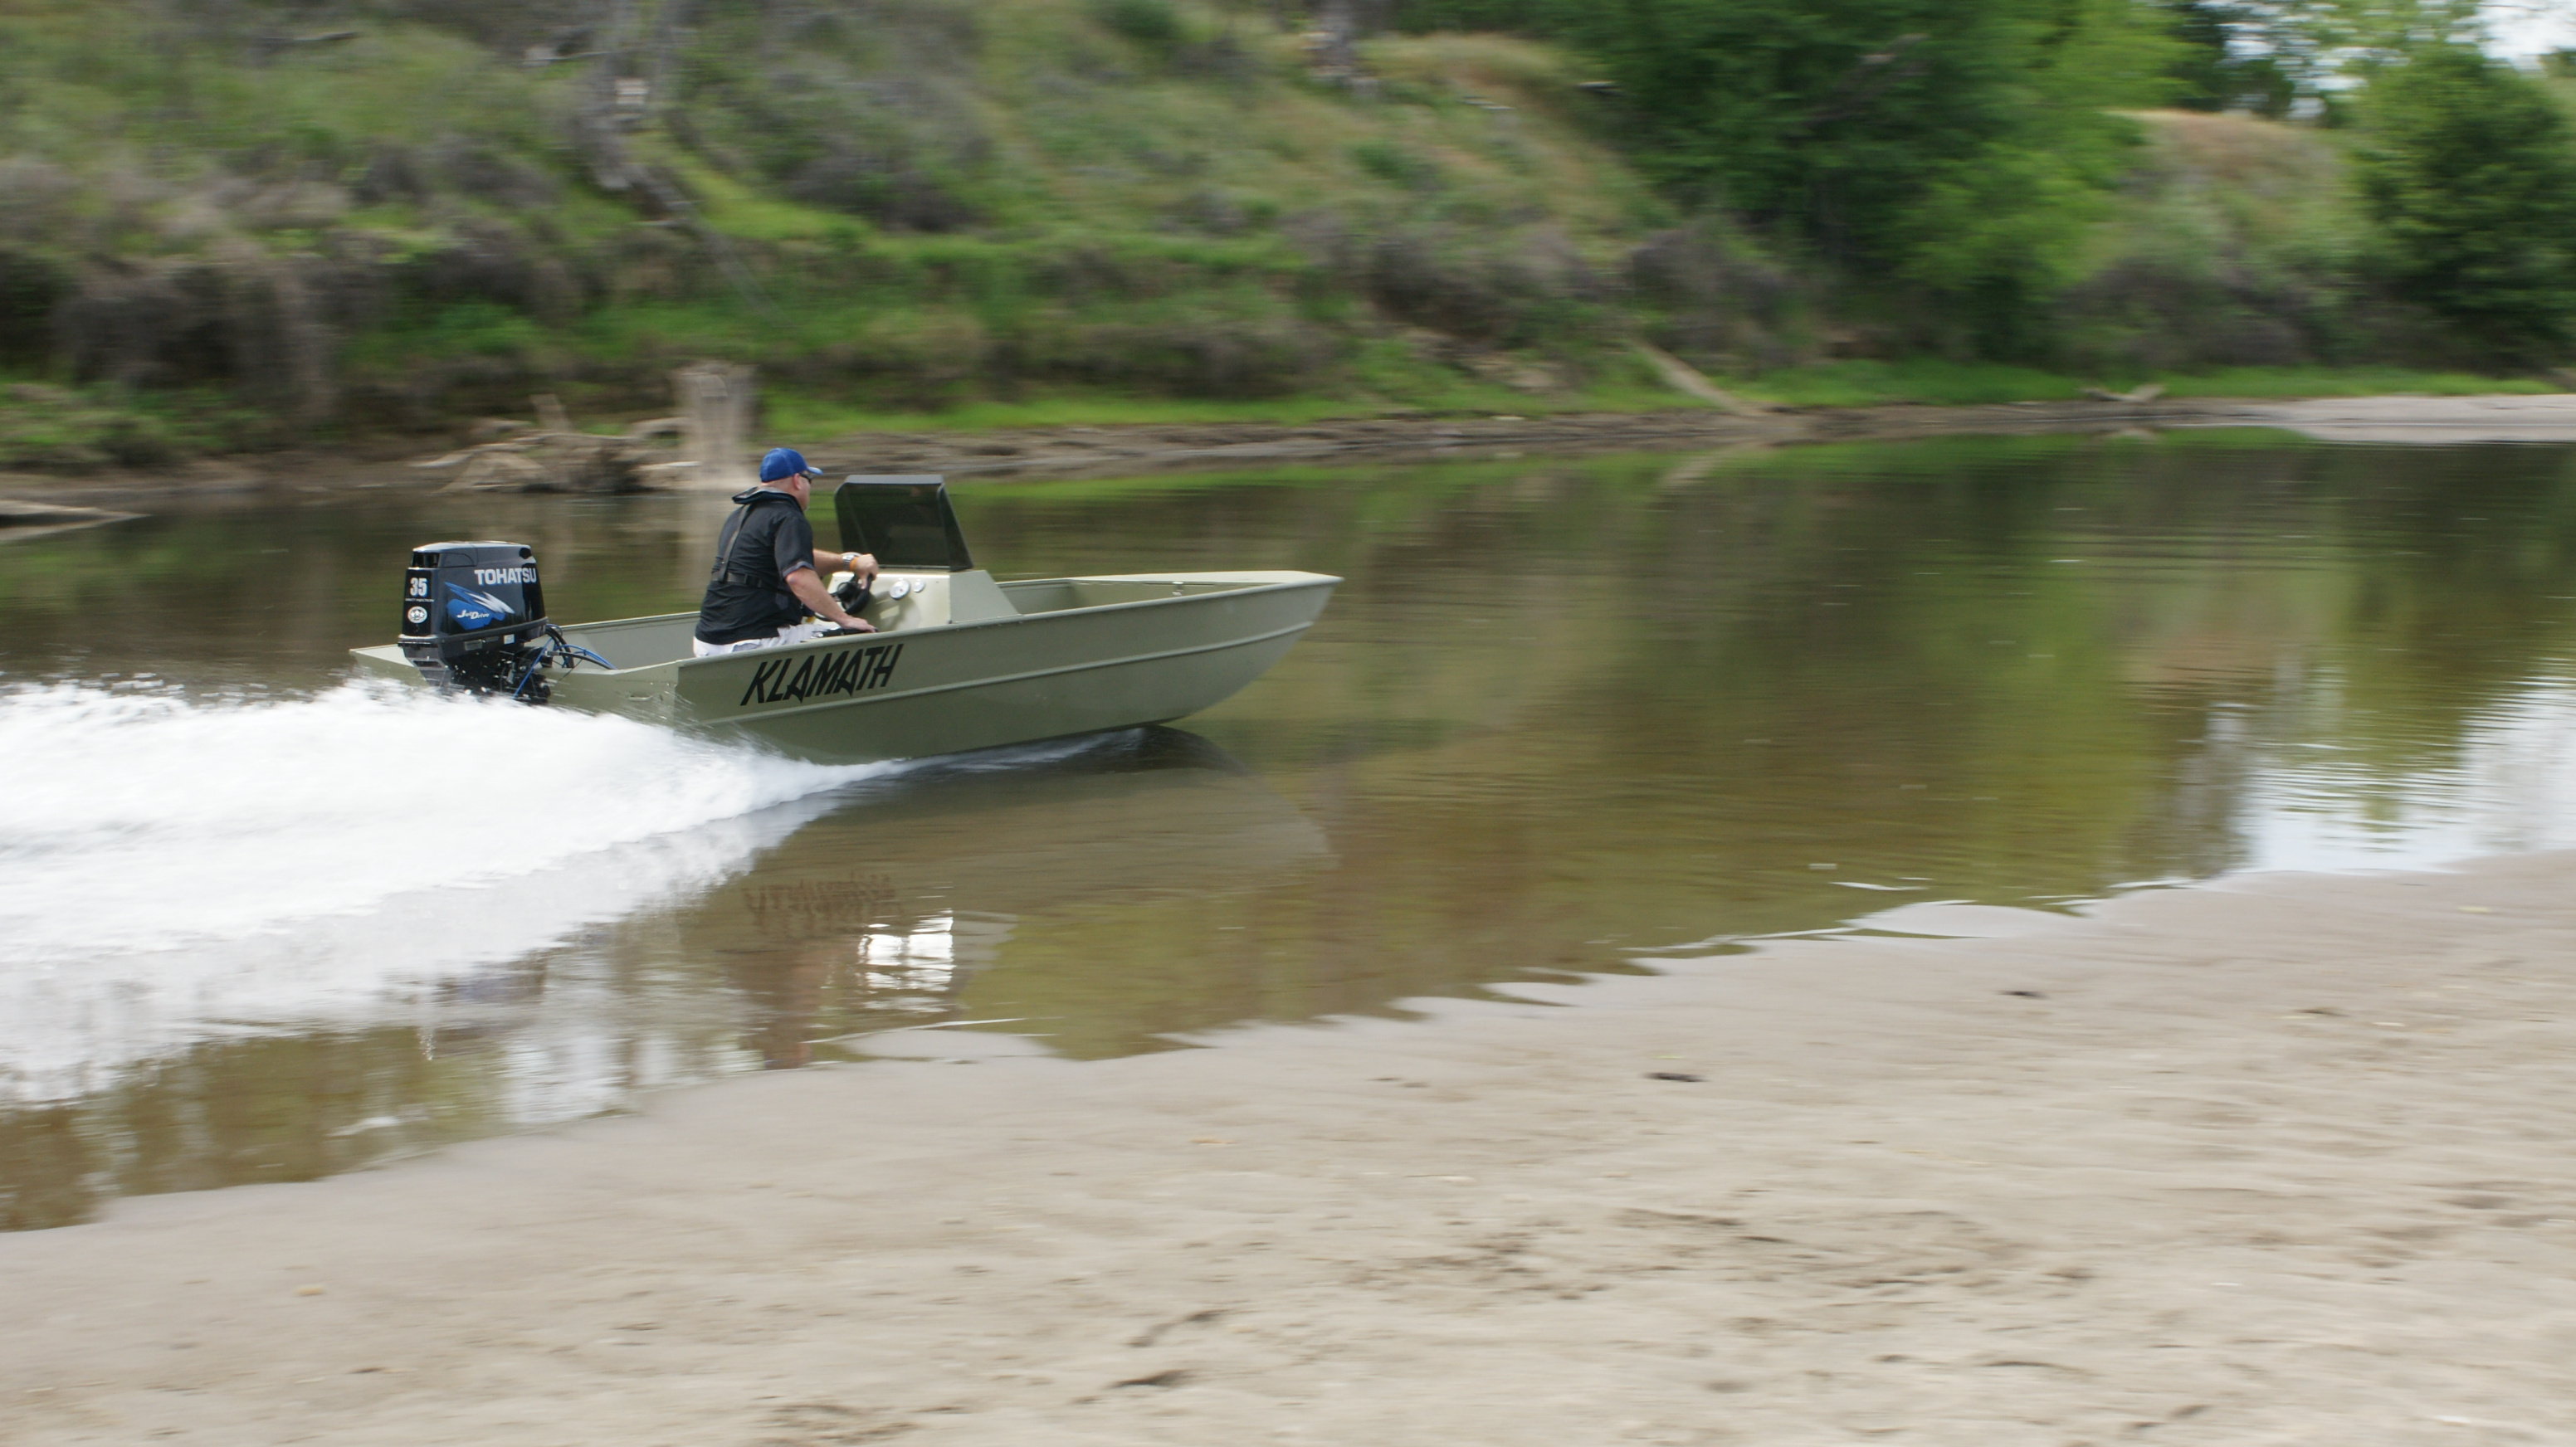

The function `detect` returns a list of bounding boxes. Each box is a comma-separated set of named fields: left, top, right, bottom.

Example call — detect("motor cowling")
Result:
left=398, top=541, right=552, bottom=697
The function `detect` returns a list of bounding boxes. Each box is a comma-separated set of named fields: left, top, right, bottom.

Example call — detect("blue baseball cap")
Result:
left=759, top=447, right=823, bottom=484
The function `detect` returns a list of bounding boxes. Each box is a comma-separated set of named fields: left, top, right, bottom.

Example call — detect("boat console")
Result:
left=828, top=475, right=1016, bottom=631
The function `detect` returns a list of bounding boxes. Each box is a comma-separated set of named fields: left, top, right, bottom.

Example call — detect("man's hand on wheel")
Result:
left=822, top=549, right=880, bottom=586
left=788, top=565, right=875, bottom=634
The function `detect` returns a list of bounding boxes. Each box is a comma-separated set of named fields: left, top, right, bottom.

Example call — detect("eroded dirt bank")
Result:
left=4, top=853, right=2571, bottom=1445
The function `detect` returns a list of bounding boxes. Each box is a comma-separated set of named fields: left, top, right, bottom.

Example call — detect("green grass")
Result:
left=771, top=393, right=1406, bottom=435
left=764, top=379, right=1695, bottom=439
left=770, top=362, right=2566, bottom=440
left=0, top=0, right=1675, bottom=454
left=649, top=148, right=851, bottom=243
left=0, top=382, right=271, bottom=470
left=1736, top=362, right=2091, bottom=408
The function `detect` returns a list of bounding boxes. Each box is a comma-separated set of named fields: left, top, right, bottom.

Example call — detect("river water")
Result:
left=5, top=431, right=2576, bottom=1228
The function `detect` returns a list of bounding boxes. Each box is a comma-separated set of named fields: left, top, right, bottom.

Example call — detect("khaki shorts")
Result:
left=691, top=621, right=837, bottom=658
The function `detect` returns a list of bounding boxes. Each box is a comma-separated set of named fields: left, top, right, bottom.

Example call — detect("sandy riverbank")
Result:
left=4, top=851, right=2571, bottom=1445
left=12, top=392, right=2576, bottom=513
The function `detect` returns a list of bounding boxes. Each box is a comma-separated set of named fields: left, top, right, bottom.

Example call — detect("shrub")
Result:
left=1624, top=221, right=1798, bottom=370
left=0, top=248, right=68, bottom=368
left=1349, top=140, right=1443, bottom=191
left=1014, top=314, right=1339, bottom=397
left=2354, top=46, right=2576, bottom=360
left=2051, top=110, right=2377, bottom=373
left=1094, top=0, right=1184, bottom=54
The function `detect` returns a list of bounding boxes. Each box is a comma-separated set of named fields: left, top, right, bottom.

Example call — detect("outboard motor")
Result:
left=398, top=541, right=603, bottom=700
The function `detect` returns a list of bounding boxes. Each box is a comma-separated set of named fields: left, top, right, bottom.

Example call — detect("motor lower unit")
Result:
left=399, top=540, right=572, bottom=699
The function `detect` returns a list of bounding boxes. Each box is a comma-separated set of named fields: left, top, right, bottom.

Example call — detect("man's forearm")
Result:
left=813, top=548, right=877, bottom=581
left=786, top=568, right=859, bottom=626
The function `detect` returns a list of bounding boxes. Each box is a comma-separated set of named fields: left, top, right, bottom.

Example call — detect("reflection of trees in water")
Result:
left=0, top=951, right=619, bottom=1230
left=0, top=1107, right=88, bottom=1232
left=965, top=436, right=2576, bottom=967
left=0, top=490, right=742, bottom=690
left=1, top=1017, right=507, bottom=1232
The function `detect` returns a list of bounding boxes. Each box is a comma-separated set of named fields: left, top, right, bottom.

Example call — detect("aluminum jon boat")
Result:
left=349, top=475, right=1339, bottom=763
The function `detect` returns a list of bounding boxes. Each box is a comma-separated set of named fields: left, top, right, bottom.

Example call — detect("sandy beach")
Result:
left=4, top=850, right=2571, bottom=1445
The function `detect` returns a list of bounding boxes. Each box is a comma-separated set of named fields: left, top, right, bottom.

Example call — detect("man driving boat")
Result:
left=693, top=448, right=881, bottom=657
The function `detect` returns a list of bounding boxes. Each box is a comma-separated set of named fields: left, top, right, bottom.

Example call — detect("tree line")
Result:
left=1387, top=0, right=2576, bottom=363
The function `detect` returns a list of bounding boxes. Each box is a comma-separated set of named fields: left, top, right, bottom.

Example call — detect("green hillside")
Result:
left=0, top=1, right=2562, bottom=469
left=0, top=1, right=1702, bottom=465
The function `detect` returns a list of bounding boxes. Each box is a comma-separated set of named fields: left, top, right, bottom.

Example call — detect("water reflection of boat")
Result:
left=675, top=727, right=1333, bottom=1065
left=349, top=477, right=1338, bottom=763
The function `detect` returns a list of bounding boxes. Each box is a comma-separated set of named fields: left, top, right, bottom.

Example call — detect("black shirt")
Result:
left=695, top=487, right=819, bottom=644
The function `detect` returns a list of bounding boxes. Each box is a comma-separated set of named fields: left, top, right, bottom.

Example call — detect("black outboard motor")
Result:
left=398, top=541, right=554, bottom=697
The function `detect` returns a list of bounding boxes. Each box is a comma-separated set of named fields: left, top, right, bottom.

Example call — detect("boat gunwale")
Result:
left=548, top=571, right=1340, bottom=680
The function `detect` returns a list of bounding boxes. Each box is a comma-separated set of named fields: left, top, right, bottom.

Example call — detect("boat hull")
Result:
left=352, top=571, right=1337, bottom=764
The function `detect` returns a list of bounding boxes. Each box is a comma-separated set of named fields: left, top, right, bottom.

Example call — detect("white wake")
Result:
left=0, top=680, right=887, bottom=1098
